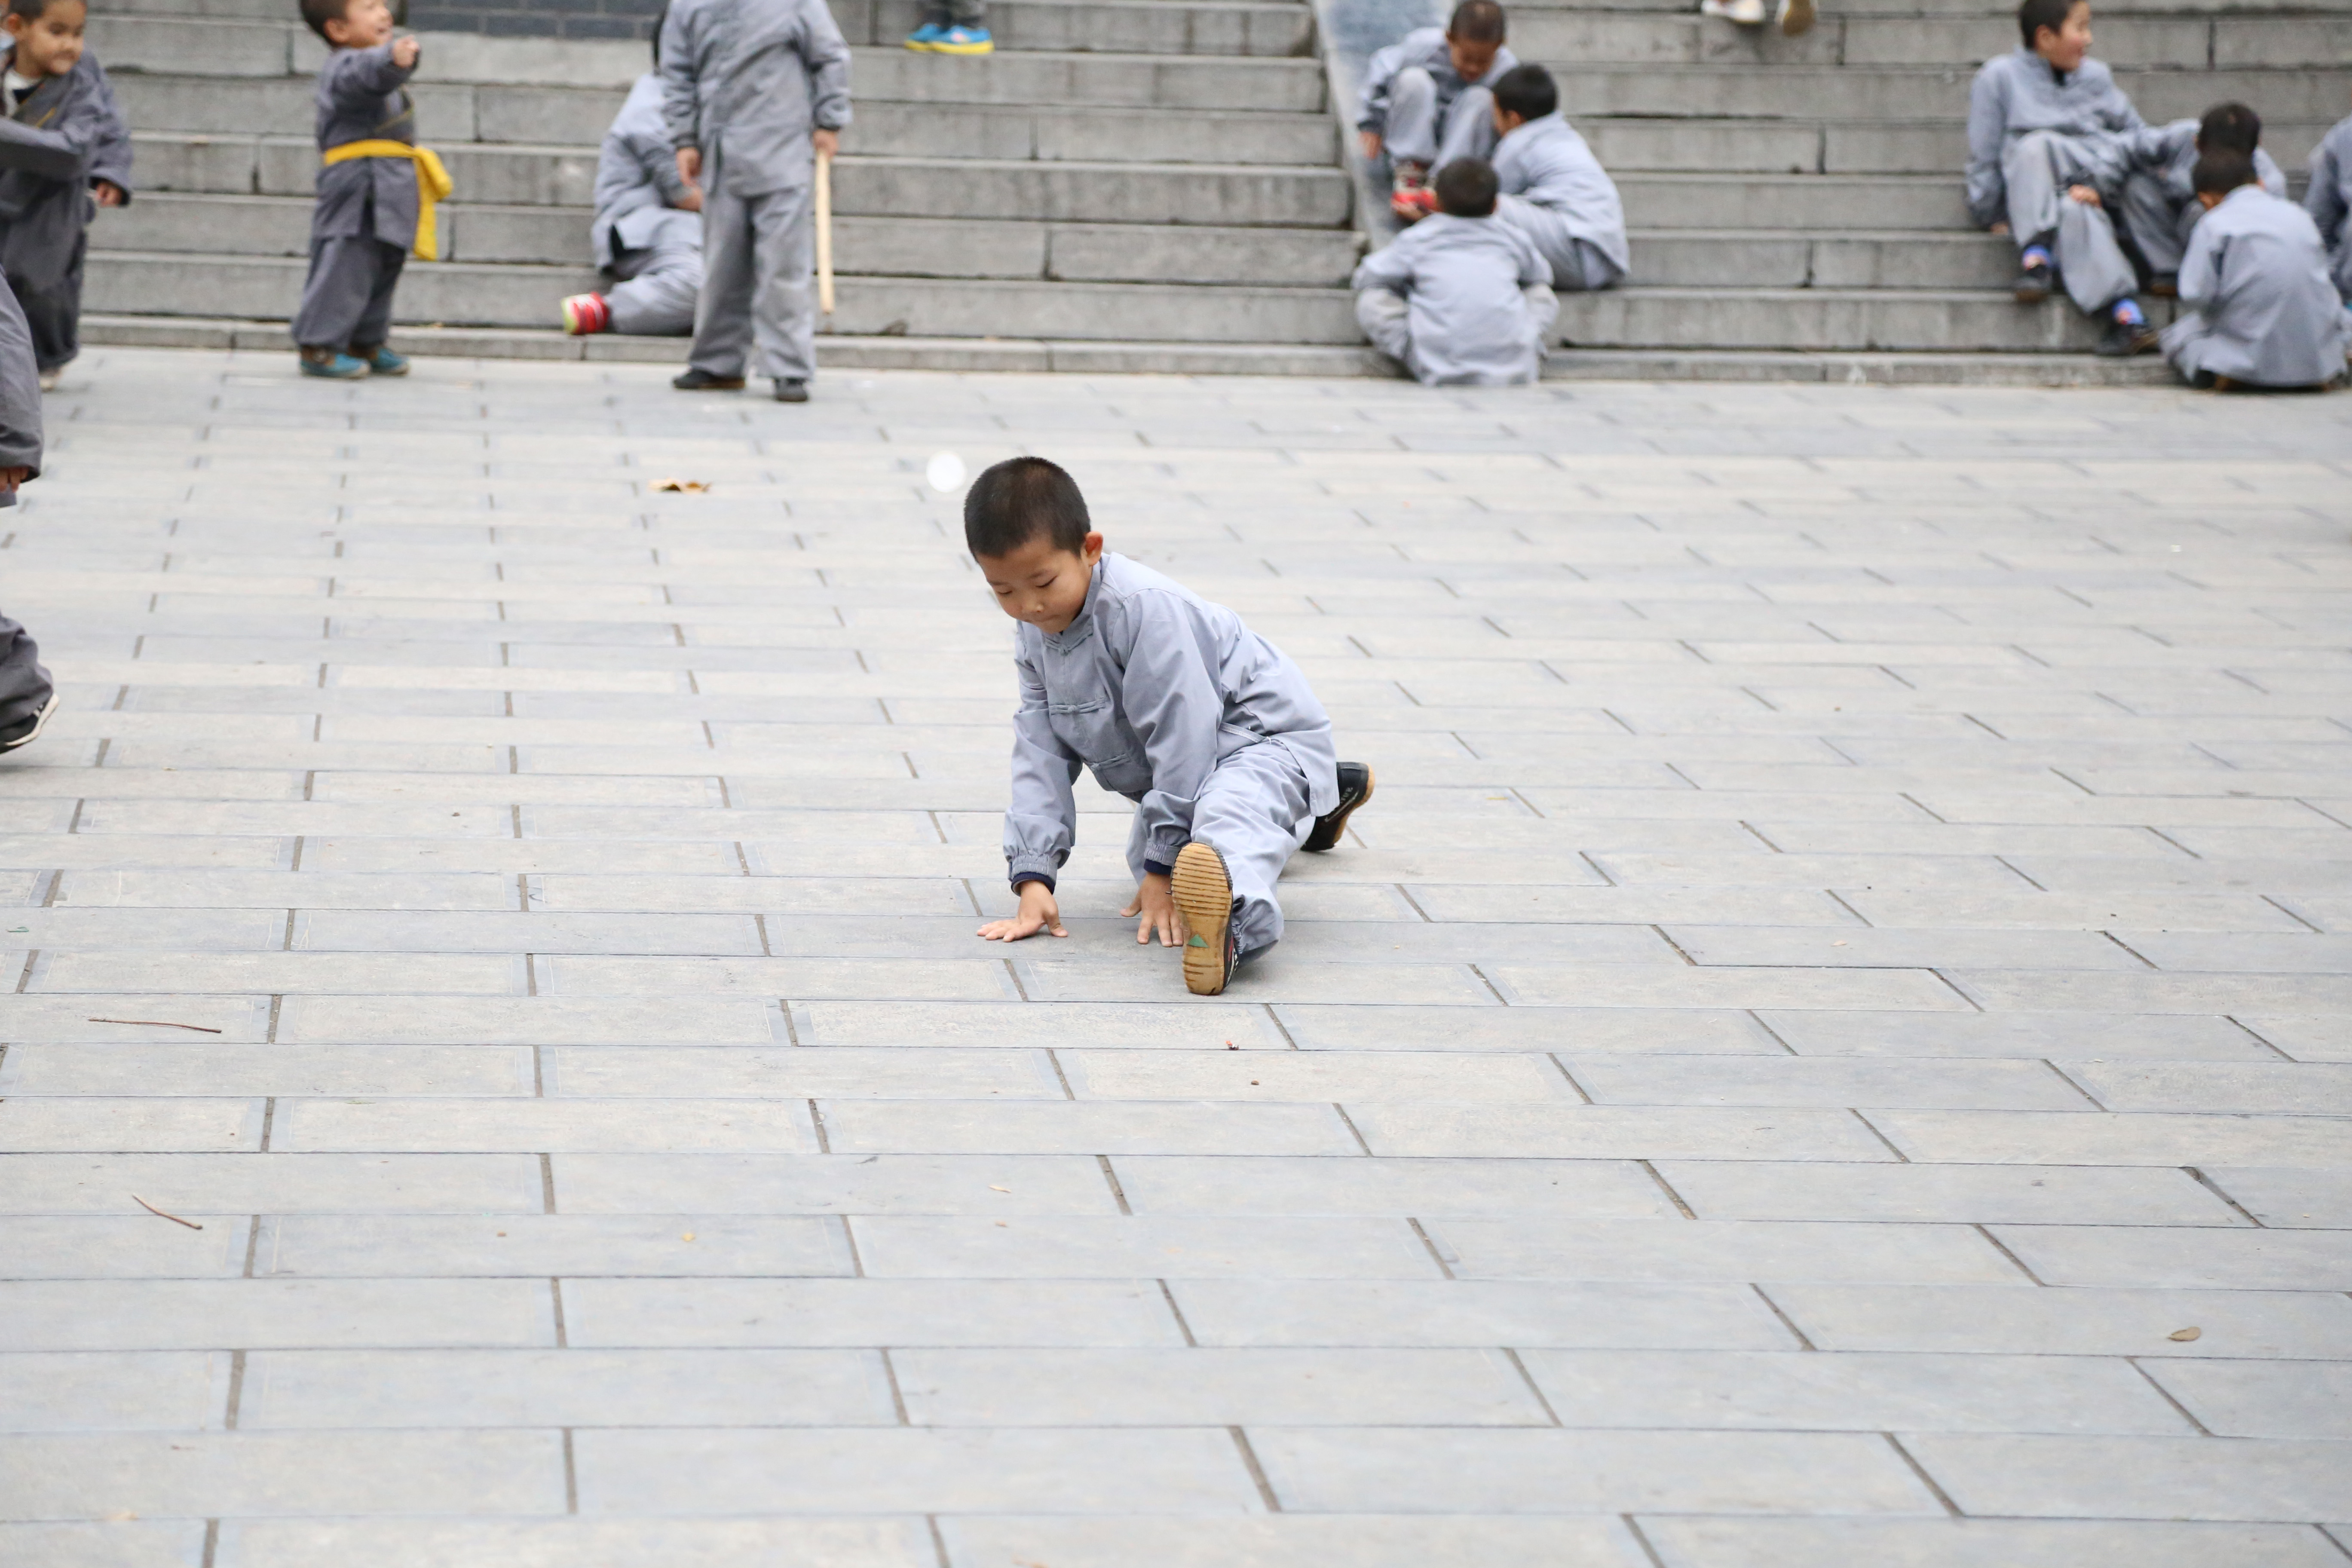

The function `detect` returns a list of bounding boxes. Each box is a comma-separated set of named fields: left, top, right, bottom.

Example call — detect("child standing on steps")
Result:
left=0, top=0, right=130, bottom=389
left=967, top=457, right=1375, bottom=998
left=292, top=0, right=450, bottom=380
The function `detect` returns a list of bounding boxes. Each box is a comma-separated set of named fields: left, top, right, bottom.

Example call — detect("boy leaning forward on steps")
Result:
left=966, top=457, right=1375, bottom=997
left=292, top=0, right=452, bottom=380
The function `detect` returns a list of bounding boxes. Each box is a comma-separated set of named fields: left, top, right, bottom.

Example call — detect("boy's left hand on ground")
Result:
left=1123, top=872, right=1187, bottom=947
left=93, top=181, right=125, bottom=208
left=2066, top=184, right=2101, bottom=207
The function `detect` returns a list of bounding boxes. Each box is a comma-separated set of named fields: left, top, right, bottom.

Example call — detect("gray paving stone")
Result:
left=1765, top=1283, right=2352, bottom=1359
left=563, top=1278, right=1185, bottom=1347
left=0, top=1278, right=557, bottom=1349
left=1112, top=1155, right=1673, bottom=1218
left=1272, top=1005, right=1786, bottom=1054
left=1636, top=1518, right=2352, bottom=1568
left=273, top=994, right=780, bottom=1044
left=0, top=1430, right=567, bottom=1519
left=1651, top=1161, right=2242, bottom=1225
left=254, top=1214, right=852, bottom=1278
left=0, top=1215, right=249, bottom=1278
left=1566, top=1055, right=2090, bottom=1110
left=1755, top=1009, right=2282, bottom=1060
left=1347, top=1104, right=1893, bottom=1161
left=941, top=1516, right=1650, bottom=1568
left=1065, top=1050, right=1573, bottom=1102
left=814, top=1101, right=1362, bottom=1156
left=1429, top=1217, right=2022, bottom=1284
left=2062, top=1061, right=2352, bottom=1115
left=2197, top=1168, right=2352, bottom=1228
left=850, top=1215, right=1438, bottom=1279
left=1988, top=1225, right=2352, bottom=1292
left=0, top=1097, right=263, bottom=1152
left=275, top=1098, right=821, bottom=1154
left=1868, top=1111, right=2352, bottom=1168
left=0, top=1522, right=210, bottom=1568
left=1902, top=1433, right=2352, bottom=1523
left=0, top=1351, right=227, bottom=1431
left=553, top=1153, right=1122, bottom=1215
left=1169, top=1279, right=1800, bottom=1349
left=0, top=1152, right=543, bottom=1213
left=0, top=1044, right=535, bottom=1096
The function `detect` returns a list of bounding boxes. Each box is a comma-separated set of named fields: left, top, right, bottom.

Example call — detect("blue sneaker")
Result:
left=357, top=345, right=409, bottom=376
left=299, top=349, right=368, bottom=380
left=934, top=24, right=992, bottom=52
left=904, top=21, right=943, bottom=48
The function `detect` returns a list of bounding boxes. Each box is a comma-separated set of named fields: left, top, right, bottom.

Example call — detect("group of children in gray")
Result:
left=1350, top=0, right=2352, bottom=388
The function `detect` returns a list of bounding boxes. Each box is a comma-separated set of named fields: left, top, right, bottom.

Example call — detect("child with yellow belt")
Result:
left=291, top=0, right=450, bottom=379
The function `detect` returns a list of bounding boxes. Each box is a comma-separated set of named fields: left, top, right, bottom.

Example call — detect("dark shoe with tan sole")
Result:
left=1302, top=762, right=1375, bottom=852
left=1172, top=841, right=1239, bottom=997
left=673, top=368, right=745, bottom=391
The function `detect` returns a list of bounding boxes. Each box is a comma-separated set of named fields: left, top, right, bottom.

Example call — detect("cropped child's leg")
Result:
left=291, top=235, right=385, bottom=352
left=1381, top=67, right=1442, bottom=168
left=606, top=235, right=705, bottom=336
left=1434, top=85, right=1500, bottom=166
left=1999, top=130, right=2074, bottom=249
left=745, top=183, right=818, bottom=387
left=2053, top=197, right=2136, bottom=315
left=2118, top=168, right=2185, bottom=279
left=1186, top=742, right=1314, bottom=957
left=347, top=240, right=407, bottom=356
left=686, top=179, right=757, bottom=382
left=1356, top=287, right=1413, bottom=370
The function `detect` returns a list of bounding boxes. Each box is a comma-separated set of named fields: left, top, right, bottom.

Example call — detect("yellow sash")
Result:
left=322, top=139, right=454, bottom=260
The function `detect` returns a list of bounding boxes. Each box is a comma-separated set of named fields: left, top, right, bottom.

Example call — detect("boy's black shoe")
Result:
left=2096, top=317, right=2159, bottom=357
left=1301, top=762, right=1375, bottom=852
left=2013, top=260, right=2053, bottom=303
left=1171, top=841, right=1239, bottom=997
left=774, top=378, right=809, bottom=403
left=673, top=368, right=745, bottom=392
left=0, top=691, right=59, bottom=753
left=2148, top=273, right=2179, bottom=298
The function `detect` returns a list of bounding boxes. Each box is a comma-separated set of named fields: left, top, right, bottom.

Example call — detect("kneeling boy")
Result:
left=1488, top=63, right=1625, bottom=292
left=2160, top=150, right=2349, bottom=389
left=1966, top=0, right=2154, bottom=355
left=1354, top=157, right=1556, bottom=386
left=968, top=457, right=1374, bottom=996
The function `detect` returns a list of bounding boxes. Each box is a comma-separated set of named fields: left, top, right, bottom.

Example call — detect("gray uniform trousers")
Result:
left=689, top=172, right=815, bottom=382
left=606, top=230, right=705, bottom=337
left=292, top=236, right=406, bottom=351
left=1356, top=284, right=1559, bottom=385
left=2002, top=130, right=2137, bottom=313
left=1124, top=740, right=1313, bottom=956
left=1383, top=68, right=1499, bottom=169
left=1495, top=195, right=1623, bottom=291
left=0, top=611, right=51, bottom=735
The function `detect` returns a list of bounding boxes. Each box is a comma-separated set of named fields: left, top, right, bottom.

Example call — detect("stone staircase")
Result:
left=81, top=0, right=1376, bottom=372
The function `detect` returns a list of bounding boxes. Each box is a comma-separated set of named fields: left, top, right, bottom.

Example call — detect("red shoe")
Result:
left=561, top=293, right=610, bottom=335
left=1390, top=186, right=1438, bottom=223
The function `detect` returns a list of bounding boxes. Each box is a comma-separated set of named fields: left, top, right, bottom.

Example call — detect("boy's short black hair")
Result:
left=6, top=0, right=64, bottom=22
left=2193, top=147, right=2254, bottom=196
left=1434, top=157, right=1499, bottom=218
left=299, top=0, right=355, bottom=41
left=2198, top=101, right=2261, bottom=153
left=2017, top=0, right=2082, bottom=47
left=1447, top=0, right=1506, bottom=44
left=964, top=456, right=1092, bottom=558
left=1492, top=63, right=1556, bottom=122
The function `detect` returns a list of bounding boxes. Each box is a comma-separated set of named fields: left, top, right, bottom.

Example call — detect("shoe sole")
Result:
left=370, top=363, right=409, bottom=376
left=1, top=692, right=59, bottom=753
left=1302, top=765, right=1375, bottom=853
left=903, top=39, right=935, bottom=49
left=300, top=366, right=366, bottom=379
left=1171, top=842, right=1234, bottom=997
left=675, top=380, right=747, bottom=392
left=2013, top=281, right=2049, bottom=303
left=932, top=41, right=993, bottom=52
left=1779, top=0, right=1814, bottom=33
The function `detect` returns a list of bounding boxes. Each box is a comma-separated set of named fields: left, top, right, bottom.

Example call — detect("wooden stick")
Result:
left=132, top=1194, right=203, bottom=1230
left=815, top=148, right=836, bottom=317
left=88, top=1017, right=224, bottom=1033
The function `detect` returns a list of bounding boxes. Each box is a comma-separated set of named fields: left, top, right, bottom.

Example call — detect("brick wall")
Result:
left=405, top=0, right=664, bottom=41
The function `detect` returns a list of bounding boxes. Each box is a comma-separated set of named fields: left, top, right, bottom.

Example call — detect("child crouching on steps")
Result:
left=292, top=0, right=450, bottom=379
left=968, top=457, right=1375, bottom=997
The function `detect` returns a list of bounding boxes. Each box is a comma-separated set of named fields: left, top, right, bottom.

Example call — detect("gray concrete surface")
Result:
left=0, top=346, right=2348, bottom=1566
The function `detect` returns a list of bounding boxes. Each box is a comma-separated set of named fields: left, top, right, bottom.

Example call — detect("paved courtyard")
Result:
left=0, top=349, right=2349, bottom=1567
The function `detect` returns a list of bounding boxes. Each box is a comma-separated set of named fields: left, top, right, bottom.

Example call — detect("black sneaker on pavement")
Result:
left=774, top=378, right=810, bottom=403
left=1171, top=841, right=1240, bottom=997
left=673, top=368, right=745, bottom=391
left=0, top=691, right=59, bottom=753
left=1302, top=762, right=1375, bottom=852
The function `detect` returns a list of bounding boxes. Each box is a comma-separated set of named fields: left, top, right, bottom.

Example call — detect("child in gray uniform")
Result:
left=2121, top=104, right=2287, bottom=295
left=2306, top=107, right=2352, bottom=311
left=1965, top=0, right=2155, bottom=356
left=1488, top=64, right=1625, bottom=293
left=291, top=0, right=426, bottom=380
left=1354, top=158, right=1556, bottom=386
left=2160, top=150, right=2350, bottom=390
left=0, top=268, right=58, bottom=753
left=967, top=457, right=1374, bottom=997
left=660, top=0, right=851, bottom=404
left=1359, top=0, right=1514, bottom=221
left=0, top=0, right=130, bottom=387
left=562, top=63, right=706, bottom=338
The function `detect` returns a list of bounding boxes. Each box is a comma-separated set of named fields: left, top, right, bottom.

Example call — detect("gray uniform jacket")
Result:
left=2133, top=119, right=2286, bottom=204
left=1964, top=49, right=2145, bottom=228
left=1493, top=111, right=1628, bottom=276
left=1356, top=27, right=1517, bottom=135
left=658, top=0, right=851, bottom=198
left=312, top=42, right=419, bottom=251
left=594, top=74, right=698, bottom=270
left=1353, top=212, right=1549, bottom=385
left=2160, top=184, right=2351, bottom=387
left=2306, top=114, right=2352, bottom=300
left=0, top=269, right=41, bottom=476
left=0, top=49, right=131, bottom=296
left=1004, top=552, right=1338, bottom=888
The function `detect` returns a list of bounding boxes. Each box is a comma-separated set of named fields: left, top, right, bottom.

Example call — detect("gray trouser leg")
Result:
left=2053, top=196, right=2137, bottom=315
left=1523, top=282, right=1560, bottom=349
left=291, top=236, right=404, bottom=351
left=691, top=180, right=816, bottom=383
left=0, top=611, right=52, bottom=733
left=923, top=0, right=983, bottom=25
left=1496, top=195, right=1622, bottom=291
left=606, top=237, right=705, bottom=336
left=1436, top=84, right=1499, bottom=166
left=16, top=231, right=85, bottom=372
left=1356, top=286, right=1413, bottom=368
left=1182, top=742, right=1314, bottom=956
left=1382, top=67, right=1442, bottom=165
left=2000, top=129, right=2086, bottom=246
left=2120, top=169, right=2187, bottom=276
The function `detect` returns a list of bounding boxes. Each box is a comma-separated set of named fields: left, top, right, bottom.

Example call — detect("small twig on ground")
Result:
left=87, top=1018, right=224, bottom=1033
left=132, top=1194, right=203, bottom=1230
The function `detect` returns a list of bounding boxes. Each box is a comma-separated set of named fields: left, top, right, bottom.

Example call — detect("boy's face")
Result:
left=2033, top=3, right=2092, bottom=70
left=324, top=0, right=395, bottom=50
left=1447, top=34, right=1499, bottom=82
left=976, top=531, right=1106, bottom=636
left=3, top=0, right=87, bottom=78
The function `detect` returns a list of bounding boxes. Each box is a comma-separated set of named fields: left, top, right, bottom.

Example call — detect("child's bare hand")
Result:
left=1121, top=872, right=1185, bottom=947
left=814, top=128, right=840, bottom=159
left=390, top=34, right=420, bottom=66
left=0, top=466, right=28, bottom=487
left=93, top=181, right=126, bottom=208
left=676, top=147, right=702, bottom=188
left=674, top=185, right=704, bottom=213
left=2066, top=184, right=2101, bottom=207
left=979, top=882, right=1066, bottom=942
left=1359, top=129, right=1382, bottom=160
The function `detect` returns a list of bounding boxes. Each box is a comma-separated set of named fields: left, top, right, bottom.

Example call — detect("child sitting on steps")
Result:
left=1354, top=156, right=1557, bottom=386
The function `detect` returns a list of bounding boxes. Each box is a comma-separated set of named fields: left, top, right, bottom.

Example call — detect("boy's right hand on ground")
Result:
left=390, top=34, right=420, bottom=65
left=978, top=882, right=1067, bottom=942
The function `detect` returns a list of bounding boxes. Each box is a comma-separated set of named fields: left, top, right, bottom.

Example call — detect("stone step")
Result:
left=1556, top=285, right=2135, bottom=352
left=85, top=251, right=1363, bottom=340
left=1513, top=10, right=2352, bottom=66
left=100, top=197, right=1362, bottom=284
left=1617, top=172, right=1968, bottom=230
left=1633, top=230, right=2017, bottom=288
left=1568, top=116, right=2327, bottom=173
left=1540, top=63, right=2352, bottom=121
